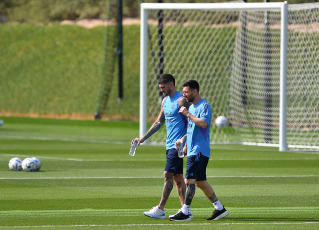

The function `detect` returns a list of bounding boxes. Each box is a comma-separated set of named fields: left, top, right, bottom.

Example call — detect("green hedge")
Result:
left=0, top=24, right=140, bottom=120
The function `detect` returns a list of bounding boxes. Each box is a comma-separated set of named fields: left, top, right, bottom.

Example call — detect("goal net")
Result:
left=140, top=2, right=319, bottom=152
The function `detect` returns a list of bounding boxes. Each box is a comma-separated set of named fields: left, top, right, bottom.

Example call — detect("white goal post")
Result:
left=140, top=2, right=319, bottom=152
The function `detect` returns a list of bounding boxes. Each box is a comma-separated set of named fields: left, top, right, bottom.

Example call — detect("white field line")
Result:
left=0, top=222, right=319, bottom=228
left=0, top=175, right=318, bottom=180
left=0, top=135, right=128, bottom=145
left=1, top=153, right=318, bottom=162
left=2, top=134, right=319, bottom=154
left=1, top=154, right=85, bottom=161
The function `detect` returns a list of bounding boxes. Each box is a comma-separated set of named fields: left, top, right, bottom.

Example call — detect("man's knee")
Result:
left=164, top=171, right=174, bottom=180
left=195, top=180, right=208, bottom=188
left=173, top=173, right=183, bottom=182
left=185, top=178, right=196, bottom=184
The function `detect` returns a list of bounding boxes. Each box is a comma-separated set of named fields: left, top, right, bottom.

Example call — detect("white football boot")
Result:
left=144, top=206, right=166, bottom=219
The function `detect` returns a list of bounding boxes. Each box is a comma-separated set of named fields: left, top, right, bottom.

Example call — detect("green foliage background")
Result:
left=0, top=0, right=314, bottom=24
left=0, top=0, right=139, bottom=23
left=0, top=24, right=140, bottom=119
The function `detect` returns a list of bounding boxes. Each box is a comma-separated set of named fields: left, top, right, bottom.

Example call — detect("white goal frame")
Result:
left=140, top=2, right=288, bottom=151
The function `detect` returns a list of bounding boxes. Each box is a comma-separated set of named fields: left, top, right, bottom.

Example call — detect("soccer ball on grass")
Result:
left=22, top=158, right=37, bottom=172
left=32, top=157, right=42, bottom=171
left=8, top=157, right=22, bottom=171
left=215, top=116, right=228, bottom=128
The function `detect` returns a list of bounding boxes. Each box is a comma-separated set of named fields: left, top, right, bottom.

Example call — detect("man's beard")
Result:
left=186, top=96, right=194, bottom=102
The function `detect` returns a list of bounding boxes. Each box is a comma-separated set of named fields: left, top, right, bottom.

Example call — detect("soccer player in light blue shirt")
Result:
left=163, top=90, right=187, bottom=150
left=186, top=98, right=212, bottom=158
left=170, top=80, right=229, bottom=222
left=132, top=74, right=191, bottom=219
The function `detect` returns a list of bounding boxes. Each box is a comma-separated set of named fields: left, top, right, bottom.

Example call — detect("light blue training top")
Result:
left=163, top=91, right=187, bottom=150
left=187, top=99, right=212, bottom=157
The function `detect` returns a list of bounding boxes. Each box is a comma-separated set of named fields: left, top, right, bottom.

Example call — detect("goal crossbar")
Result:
left=141, top=2, right=285, bottom=11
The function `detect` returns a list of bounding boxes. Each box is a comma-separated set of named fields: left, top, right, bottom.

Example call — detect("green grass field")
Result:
left=0, top=117, right=319, bottom=230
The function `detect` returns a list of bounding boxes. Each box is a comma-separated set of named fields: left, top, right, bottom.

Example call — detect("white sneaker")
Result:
left=144, top=206, right=166, bottom=219
left=169, top=208, right=193, bottom=219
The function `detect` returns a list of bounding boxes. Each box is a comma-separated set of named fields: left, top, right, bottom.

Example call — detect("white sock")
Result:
left=213, top=200, right=223, bottom=211
left=181, top=204, right=190, bottom=215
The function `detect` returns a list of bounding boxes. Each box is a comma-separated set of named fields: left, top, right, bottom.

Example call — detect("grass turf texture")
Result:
left=0, top=117, right=319, bottom=230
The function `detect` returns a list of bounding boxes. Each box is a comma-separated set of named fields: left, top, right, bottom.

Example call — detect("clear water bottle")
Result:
left=129, top=138, right=138, bottom=156
left=177, top=142, right=184, bottom=158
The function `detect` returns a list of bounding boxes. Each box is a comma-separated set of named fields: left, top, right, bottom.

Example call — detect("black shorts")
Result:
left=185, top=153, right=209, bottom=181
left=164, top=148, right=183, bottom=175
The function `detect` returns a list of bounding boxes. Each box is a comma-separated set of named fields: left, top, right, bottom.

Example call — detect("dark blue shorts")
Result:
left=164, top=148, right=183, bottom=175
left=185, top=153, right=209, bottom=181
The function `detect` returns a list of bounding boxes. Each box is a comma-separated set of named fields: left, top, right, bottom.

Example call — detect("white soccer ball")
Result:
left=32, top=157, right=42, bottom=171
left=215, top=116, right=228, bottom=128
left=8, top=157, right=22, bottom=171
left=22, top=158, right=37, bottom=172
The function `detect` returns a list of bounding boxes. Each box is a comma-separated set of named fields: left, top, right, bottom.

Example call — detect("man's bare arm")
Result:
left=179, top=106, right=208, bottom=129
left=138, top=103, right=165, bottom=145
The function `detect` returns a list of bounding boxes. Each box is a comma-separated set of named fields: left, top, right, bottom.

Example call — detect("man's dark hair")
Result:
left=158, top=74, right=175, bottom=86
left=182, top=80, right=199, bottom=92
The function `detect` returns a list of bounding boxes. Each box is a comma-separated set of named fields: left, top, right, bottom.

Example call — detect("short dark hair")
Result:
left=182, top=80, right=199, bottom=92
left=158, top=74, right=175, bottom=86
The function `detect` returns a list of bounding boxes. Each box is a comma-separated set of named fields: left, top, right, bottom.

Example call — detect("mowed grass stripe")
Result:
left=0, top=208, right=318, bottom=229
left=1, top=222, right=319, bottom=229
left=2, top=153, right=319, bottom=162
left=0, top=135, right=129, bottom=145
left=1, top=207, right=319, bottom=216
left=1, top=175, right=318, bottom=180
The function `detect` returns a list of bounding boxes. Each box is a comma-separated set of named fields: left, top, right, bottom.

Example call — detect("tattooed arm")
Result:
left=135, top=100, right=165, bottom=146
left=179, top=106, right=208, bottom=129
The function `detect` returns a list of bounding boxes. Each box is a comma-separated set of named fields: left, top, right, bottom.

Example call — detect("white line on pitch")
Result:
left=70, top=157, right=318, bottom=161
left=0, top=154, right=84, bottom=161
left=1, top=135, right=319, bottom=154
left=0, top=175, right=318, bottom=180
left=1, top=154, right=317, bottom=162
left=0, top=135, right=128, bottom=145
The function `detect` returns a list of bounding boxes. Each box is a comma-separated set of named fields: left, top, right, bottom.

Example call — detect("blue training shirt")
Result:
left=187, top=99, right=212, bottom=157
left=163, top=92, right=187, bottom=150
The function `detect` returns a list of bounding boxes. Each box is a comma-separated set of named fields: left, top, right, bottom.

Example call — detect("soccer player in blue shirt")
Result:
left=169, top=80, right=229, bottom=221
left=131, top=74, right=192, bottom=219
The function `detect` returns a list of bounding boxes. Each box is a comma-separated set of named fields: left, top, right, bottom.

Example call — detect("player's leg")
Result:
left=196, top=180, right=218, bottom=203
left=158, top=148, right=184, bottom=209
left=172, top=153, right=186, bottom=206
left=173, top=173, right=185, bottom=206
left=171, top=154, right=193, bottom=219
left=184, top=178, right=196, bottom=207
left=195, top=154, right=229, bottom=221
left=144, top=149, right=176, bottom=219
left=158, top=170, right=174, bottom=209
left=143, top=170, right=173, bottom=219
left=169, top=154, right=199, bottom=221
left=198, top=180, right=229, bottom=221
